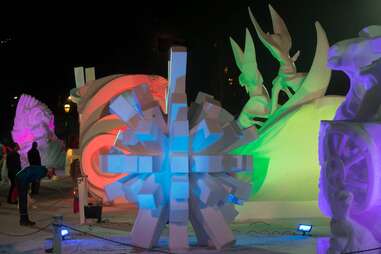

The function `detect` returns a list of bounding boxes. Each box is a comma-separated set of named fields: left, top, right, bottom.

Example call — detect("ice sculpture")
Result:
left=70, top=74, right=167, bottom=202
left=100, top=47, right=252, bottom=251
left=11, top=94, right=66, bottom=170
left=230, top=5, right=331, bottom=130
left=319, top=26, right=381, bottom=253
left=230, top=5, right=342, bottom=217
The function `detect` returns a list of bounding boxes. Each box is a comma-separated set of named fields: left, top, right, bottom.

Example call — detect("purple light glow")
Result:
left=11, top=94, right=66, bottom=170
left=319, top=26, right=381, bottom=252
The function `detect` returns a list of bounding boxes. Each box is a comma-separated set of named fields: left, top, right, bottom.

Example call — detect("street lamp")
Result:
left=64, top=103, right=71, bottom=149
left=64, top=103, right=71, bottom=113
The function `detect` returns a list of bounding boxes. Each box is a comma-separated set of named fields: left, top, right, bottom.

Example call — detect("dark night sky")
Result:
left=1, top=0, right=380, bottom=142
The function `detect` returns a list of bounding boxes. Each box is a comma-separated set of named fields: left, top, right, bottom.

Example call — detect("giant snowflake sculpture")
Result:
left=100, top=47, right=253, bottom=251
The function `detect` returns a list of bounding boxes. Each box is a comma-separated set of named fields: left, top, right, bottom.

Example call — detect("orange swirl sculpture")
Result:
left=70, top=75, right=167, bottom=202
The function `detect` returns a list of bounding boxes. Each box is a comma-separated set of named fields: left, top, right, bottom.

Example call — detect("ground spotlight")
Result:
left=297, top=224, right=312, bottom=236
left=60, top=229, right=69, bottom=237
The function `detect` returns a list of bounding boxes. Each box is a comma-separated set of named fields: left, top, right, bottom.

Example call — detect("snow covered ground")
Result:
left=0, top=177, right=330, bottom=253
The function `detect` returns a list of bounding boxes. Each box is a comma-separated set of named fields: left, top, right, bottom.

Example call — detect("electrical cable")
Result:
left=57, top=223, right=170, bottom=254
left=33, top=197, right=70, bottom=209
left=343, top=246, right=381, bottom=254
left=0, top=223, right=51, bottom=237
left=248, top=221, right=271, bottom=226
left=42, top=184, right=70, bottom=196
left=243, top=221, right=299, bottom=236
left=47, top=221, right=381, bottom=254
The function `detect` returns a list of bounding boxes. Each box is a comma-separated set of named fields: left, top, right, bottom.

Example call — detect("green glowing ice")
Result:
left=232, top=96, right=343, bottom=201
left=229, top=5, right=342, bottom=202
left=230, top=5, right=331, bottom=130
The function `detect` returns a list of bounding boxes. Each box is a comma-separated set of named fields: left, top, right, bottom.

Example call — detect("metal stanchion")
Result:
left=52, top=215, right=63, bottom=254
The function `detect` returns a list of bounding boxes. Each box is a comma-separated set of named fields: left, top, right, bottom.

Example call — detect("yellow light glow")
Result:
left=64, top=103, right=71, bottom=113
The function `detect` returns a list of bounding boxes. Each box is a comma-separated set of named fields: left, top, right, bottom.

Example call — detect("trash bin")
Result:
left=84, top=203, right=102, bottom=223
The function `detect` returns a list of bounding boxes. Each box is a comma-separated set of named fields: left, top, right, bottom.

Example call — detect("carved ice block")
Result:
left=131, top=206, right=168, bottom=248
left=100, top=154, right=138, bottom=173
left=200, top=206, right=235, bottom=249
left=109, top=93, right=141, bottom=122
left=137, top=176, right=163, bottom=209
left=191, top=118, right=223, bottom=152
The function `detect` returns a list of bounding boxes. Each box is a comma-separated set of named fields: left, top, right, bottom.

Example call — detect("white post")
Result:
left=78, top=176, right=88, bottom=224
left=53, top=215, right=63, bottom=254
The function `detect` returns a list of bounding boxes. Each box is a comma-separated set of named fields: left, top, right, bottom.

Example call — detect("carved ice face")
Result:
left=328, top=37, right=381, bottom=74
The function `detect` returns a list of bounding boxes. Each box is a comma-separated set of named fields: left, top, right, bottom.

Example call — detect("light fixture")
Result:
left=297, top=224, right=312, bottom=235
left=64, top=103, right=71, bottom=113
left=13, top=96, right=18, bottom=100
left=61, top=228, right=70, bottom=240
left=61, top=229, right=69, bottom=237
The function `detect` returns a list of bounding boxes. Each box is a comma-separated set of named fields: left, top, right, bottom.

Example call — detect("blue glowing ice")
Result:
left=101, top=47, right=253, bottom=251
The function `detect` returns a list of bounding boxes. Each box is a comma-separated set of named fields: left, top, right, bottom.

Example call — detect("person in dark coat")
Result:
left=70, top=159, right=81, bottom=185
left=16, top=165, right=53, bottom=226
left=6, top=143, right=21, bottom=204
left=27, top=142, right=42, bottom=195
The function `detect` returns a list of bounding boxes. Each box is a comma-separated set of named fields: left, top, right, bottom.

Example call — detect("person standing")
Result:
left=0, top=144, right=8, bottom=185
left=6, top=143, right=21, bottom=204
left=27, top=142, right=42, bottom=195
left=69, top=159, right=81, bottom=185
left=0, top=143, right=3, bottom=182
left=16, top=165, right=53, bottom=226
